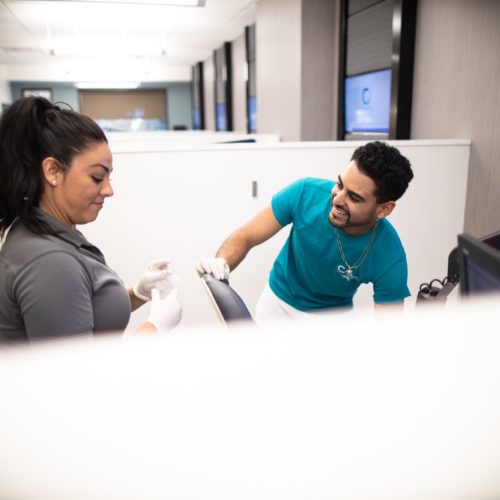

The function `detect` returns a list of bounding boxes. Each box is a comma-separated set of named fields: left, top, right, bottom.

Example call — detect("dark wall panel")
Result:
left=348, top=0, right=385, bottom=15
left=346, top=0, right=393, bottom=75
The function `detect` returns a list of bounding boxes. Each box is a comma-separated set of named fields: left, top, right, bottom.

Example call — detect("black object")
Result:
left=200, top=274, right=252, bottom=323
left=458, top=233, right=500, bottom=296
left=417, top=245, right=460, bottom=304
left=213, top=42, right=233, bottom=131
left=191, top=61, right=205, bottom=130
left=417, top=230, right=500, bottom=304
left=216, top=139, right=256, bottom=144
left=482, top=230, right=500, bottom=251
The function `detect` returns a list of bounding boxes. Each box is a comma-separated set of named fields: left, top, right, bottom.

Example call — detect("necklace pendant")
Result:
left=334, top=222, right=378, bottom=284
left=337, top=265, right=358, bottom=282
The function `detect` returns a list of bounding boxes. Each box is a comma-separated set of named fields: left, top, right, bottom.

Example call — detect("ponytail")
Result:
left=0, top=96, right=107, bottom=236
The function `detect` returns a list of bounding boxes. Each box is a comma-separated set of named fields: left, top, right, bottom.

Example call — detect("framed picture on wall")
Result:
left=22, top=88, right=52, bottom=101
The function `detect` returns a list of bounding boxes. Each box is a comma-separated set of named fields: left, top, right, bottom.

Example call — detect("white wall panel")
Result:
left=80, top=140, right=470, bottom=334
left=202, top=55, right=215, bottom=131
left=0, top=66, right=10, bottom=105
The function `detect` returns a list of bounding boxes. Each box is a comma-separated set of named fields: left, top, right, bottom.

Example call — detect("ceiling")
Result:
left=0, top=0, right=257, bottom=82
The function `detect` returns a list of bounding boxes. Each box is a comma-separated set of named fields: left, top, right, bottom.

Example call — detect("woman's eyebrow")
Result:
left=94, top=163, right=112, bottom=173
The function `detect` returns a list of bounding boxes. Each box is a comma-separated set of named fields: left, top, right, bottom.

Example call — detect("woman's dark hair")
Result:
left=351, top=141, right=414, bottom=203
left=0, top=96, right=107, bottom=236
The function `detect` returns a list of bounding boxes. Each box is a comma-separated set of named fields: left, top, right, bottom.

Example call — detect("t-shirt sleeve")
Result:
left=271, top=178, right=306, bottom=226
left=372, top=252, right=411, bottom=304
left=14, top=251, right=95, bottom=341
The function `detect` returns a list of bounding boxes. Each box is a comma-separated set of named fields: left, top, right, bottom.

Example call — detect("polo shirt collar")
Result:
left=34, top=208, right=104, bottom=259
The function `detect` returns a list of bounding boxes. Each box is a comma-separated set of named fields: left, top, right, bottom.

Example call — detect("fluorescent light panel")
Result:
left=31, top=0, right=205, bottom=5
left=53, top=45, right=164, bottom=57
left=75, top=82, right=141, bottom=89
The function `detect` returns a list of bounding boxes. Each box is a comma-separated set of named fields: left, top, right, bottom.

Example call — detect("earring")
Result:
left=51, top=180, right=56, bottom=186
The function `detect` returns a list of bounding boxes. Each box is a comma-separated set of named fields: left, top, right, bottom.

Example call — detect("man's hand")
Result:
left=195, top=257, right=230, bottom=281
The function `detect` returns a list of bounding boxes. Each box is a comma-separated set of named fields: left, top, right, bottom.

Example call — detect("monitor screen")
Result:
left=344, top=68, right=391, bottom=133
left=216, top=102, right=227, bottom=131
left=192, top=107, right=201, bottom=130
left=248, top=96, right=257, bottom=132
left=458, top=233, right=500, bottom=296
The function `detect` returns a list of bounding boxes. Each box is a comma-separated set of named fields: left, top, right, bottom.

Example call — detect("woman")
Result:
left=0, top=96, right=181, bottom=343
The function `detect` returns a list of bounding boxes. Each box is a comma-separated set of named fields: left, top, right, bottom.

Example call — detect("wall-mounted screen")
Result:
left=192, top=107, right=201, bottom=130
left=344, top=68, right=391, bottom=133
left=216, top=102, right=227, bottom=131
left=248, top=96, right=257, bottom=133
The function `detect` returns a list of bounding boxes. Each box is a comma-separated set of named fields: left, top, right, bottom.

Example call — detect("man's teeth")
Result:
left=336, top=207, right=347, bottom=215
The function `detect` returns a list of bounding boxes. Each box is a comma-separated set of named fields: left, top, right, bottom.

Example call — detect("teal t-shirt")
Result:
left=269, top=177, right=410, bottom=311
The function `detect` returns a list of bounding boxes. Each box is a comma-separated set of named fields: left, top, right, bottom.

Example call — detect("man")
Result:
left=196, top=141, right=414, bottom=321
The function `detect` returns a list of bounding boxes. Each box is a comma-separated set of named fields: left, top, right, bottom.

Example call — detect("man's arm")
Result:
left=216, top=205, right=283, bottom=271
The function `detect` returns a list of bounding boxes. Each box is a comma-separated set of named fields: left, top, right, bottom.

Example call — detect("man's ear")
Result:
left=41, top=157, right=61, bottom=186
left=376, top=200, right=396, bottom=220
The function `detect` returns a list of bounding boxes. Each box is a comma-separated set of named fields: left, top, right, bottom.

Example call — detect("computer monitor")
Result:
left=216, top=102, right=227, bottom=131
left=458, top=233, right=500, bottom=296
left=247, top=95, right=257, bottom=133
left=192, top=107, right=201, bottom=130
left=344, top=68, right=391, bottom=134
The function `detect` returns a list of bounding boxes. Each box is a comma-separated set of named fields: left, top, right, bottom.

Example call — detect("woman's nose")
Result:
left=101, top=179, right=114, bottom=197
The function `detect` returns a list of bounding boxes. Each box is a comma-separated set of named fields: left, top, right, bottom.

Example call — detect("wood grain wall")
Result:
left=411, top=0, right=500, bottom=238
left=256, top=0, right=302, bottom=141
left=301, top=0, right=339, bottom=141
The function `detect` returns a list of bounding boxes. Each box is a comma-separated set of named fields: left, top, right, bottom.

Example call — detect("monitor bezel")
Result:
left=458, top=233, right=500, bottom=296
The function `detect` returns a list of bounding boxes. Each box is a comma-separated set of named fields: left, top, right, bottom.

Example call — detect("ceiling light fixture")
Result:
left=23, top=0, right=206, bottom=6
left=75, top=82, right=141, bottom=89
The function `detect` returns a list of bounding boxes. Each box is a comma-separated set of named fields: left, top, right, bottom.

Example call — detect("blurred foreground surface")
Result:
left=1, top=296, right=500, bottom=500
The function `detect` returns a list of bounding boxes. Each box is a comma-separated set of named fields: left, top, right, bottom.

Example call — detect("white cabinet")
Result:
left=81, top=140, right=470, bottom=332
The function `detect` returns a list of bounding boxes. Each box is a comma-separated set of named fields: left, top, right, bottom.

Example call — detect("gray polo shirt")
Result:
left=0, top=210, right=131, bottom=344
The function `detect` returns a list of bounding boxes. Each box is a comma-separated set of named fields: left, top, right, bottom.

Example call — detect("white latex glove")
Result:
left=195, top=256, right=230, bottom=281
left=147, top=288, right=182, bottom=333
left=133, top=259, right=174, bottom=301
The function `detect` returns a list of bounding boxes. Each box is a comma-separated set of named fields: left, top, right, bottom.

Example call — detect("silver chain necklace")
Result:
left=335, top=220, right=379, bottom=282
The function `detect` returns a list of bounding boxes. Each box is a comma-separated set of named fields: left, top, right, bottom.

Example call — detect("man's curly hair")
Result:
left=351, top=141, right=414, bottom=203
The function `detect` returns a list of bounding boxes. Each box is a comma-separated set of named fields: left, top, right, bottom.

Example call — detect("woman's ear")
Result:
left=41, top=157, right=61, bottom=187
left=376, top=200, right=396, bottom=220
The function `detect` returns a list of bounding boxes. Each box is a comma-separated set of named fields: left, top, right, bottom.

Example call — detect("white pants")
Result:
left=254, top=283, right=353, bottom=325
left=254, top=283, right=314, bottom=325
